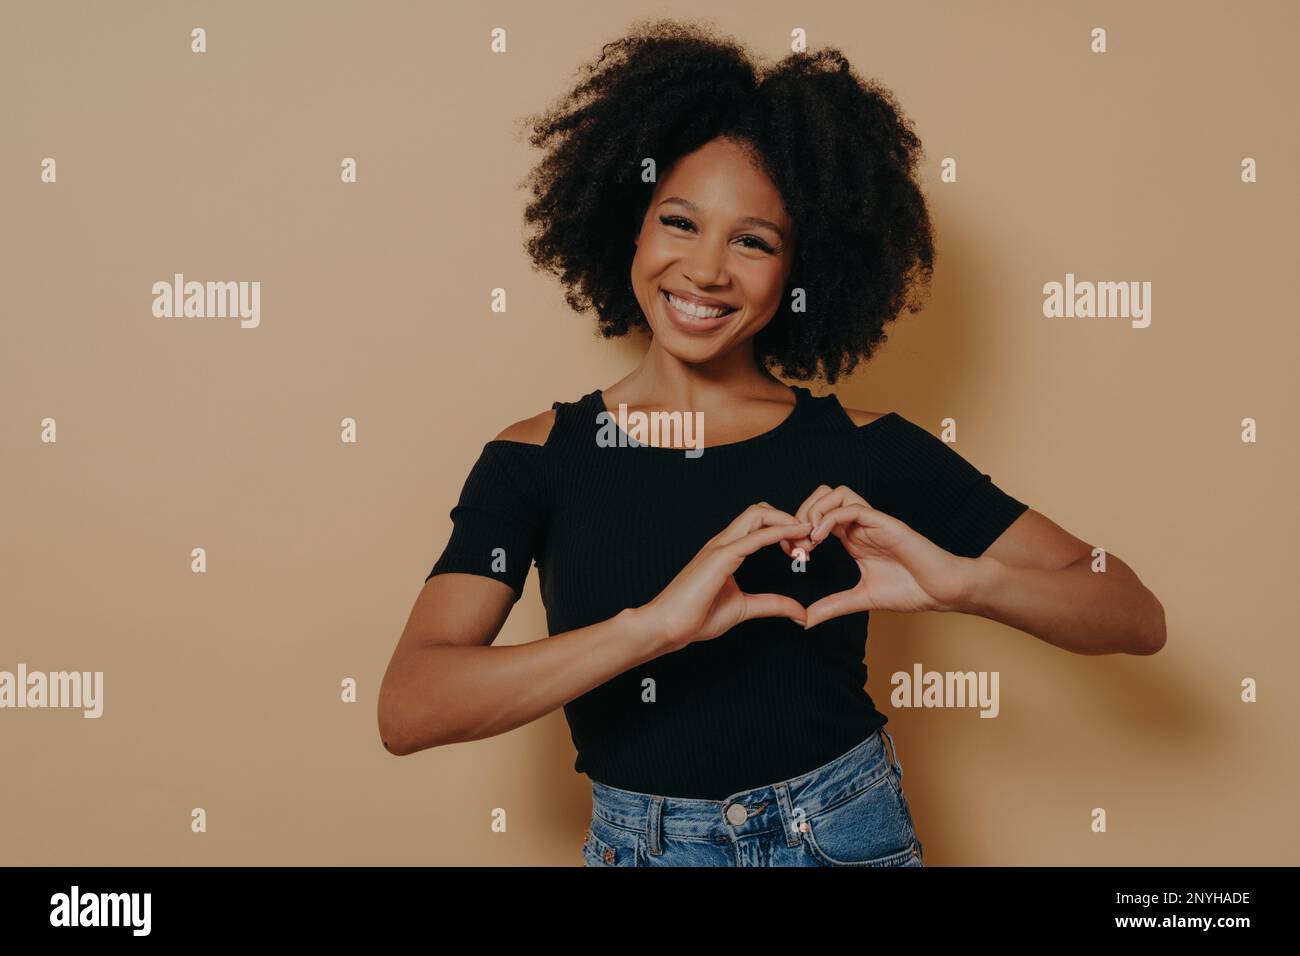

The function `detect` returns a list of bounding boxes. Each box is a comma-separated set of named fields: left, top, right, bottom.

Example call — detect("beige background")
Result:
left=2, top=0, right=1296, bottom=865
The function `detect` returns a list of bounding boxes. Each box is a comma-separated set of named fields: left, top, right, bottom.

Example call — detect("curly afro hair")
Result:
left=516, top=17, right=935, bottom=385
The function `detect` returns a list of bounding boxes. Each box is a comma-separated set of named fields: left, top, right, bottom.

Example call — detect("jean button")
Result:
left=725, top=803, right=748, bottom=825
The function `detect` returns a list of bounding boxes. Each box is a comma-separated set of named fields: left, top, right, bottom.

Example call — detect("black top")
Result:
left=425, top=385, right=1029, bottom=799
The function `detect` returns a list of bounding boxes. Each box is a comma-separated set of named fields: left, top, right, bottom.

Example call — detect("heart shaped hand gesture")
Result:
left=640, top=502, right=814, bottom=653
left=780, top=484, right=971, bottom=629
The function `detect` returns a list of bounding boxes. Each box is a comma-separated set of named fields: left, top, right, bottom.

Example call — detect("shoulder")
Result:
left=492, top=408, right=557, bottom=446
left=458, top=408, right=555, bottom=503
left=839, top=405, right=893, bottom=428
left=817, top=392, right=897, bottom=436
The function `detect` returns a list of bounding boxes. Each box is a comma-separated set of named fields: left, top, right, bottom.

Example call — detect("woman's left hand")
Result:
left=780, top=484, right=974, bottom=628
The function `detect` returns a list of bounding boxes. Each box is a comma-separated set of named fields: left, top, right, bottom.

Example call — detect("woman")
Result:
left=378, top=19, right=1167, bottom=867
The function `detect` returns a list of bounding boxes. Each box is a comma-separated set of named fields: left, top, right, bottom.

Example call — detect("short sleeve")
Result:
left=860, top=414, right=1029, bottom=558
left=425, top=441, right=547, bottom=602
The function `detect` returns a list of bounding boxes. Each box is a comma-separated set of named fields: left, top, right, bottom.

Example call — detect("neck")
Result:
left=607, top=339, right=788, bottom=411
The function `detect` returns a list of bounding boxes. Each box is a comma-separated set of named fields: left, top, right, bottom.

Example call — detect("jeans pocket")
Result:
left=884, top=762, right=921, bottom=833
left=801, top=773, right=921, bottom=867
left=582, top=818, right=640, bottom=867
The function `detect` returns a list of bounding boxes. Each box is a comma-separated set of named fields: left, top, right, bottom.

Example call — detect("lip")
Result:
left=659, top=289, right=738, bottom=335
left=663, top=288, right=734, bottom=309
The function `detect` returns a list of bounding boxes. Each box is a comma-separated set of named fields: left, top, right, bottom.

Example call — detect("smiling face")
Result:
left=630, top=137, right=796, bottom=362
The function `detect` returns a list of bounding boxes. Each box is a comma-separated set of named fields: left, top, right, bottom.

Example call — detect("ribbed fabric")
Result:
left=427, top=386, right=1029, bottom=799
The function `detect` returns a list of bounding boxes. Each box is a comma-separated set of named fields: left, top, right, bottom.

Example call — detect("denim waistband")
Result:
left=589, top=727, right=903, bottom=853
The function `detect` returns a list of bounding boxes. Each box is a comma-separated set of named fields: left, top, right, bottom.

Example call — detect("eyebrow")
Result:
left=657, top=197, right=787, bottom=242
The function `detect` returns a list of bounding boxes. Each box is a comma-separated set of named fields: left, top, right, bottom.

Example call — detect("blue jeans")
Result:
left=582, top=727, right=925, bottom=867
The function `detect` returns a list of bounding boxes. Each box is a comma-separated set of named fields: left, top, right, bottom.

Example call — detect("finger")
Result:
left=739, top=591, right=807, bottom=627
left=808, top=487, right=869, bottom=530
left=835, top=484, right=869, bottom=505
left=808, top=500, right=849, bottom=543
left=810, top=503, right=875, bottom=543
left=814, top=505, right=913, bottom=561
left=796, top=485, right=869, bottom=552
left=791, top=485, right=834, bottom=554
left=792, top=485, right=834, bottom=526
left=798, top=488, right=859, bottom=555
left=779, top=538, right=812, bottom=560
left=803, top=587, right=870, bottom=629
left=718, top=522, right=813, bottom=565
left=713, top=502, right=800, bottom=546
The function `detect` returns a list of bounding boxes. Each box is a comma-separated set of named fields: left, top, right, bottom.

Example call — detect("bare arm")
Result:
left=959, top=511, right=1167, bottom=656
left=377, top=573, right=667, bottom=755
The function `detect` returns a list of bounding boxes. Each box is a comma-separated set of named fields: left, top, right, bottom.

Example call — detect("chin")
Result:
left=660, top=341, right=722, bottom=362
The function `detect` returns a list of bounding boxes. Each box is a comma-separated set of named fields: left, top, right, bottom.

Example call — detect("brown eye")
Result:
left=661, top=216, right=776, bottom=254
left=660, top=215, right=693, bottom=231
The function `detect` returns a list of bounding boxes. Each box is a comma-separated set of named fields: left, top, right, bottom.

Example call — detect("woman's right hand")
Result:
left=637, top=503, right=812, bottom=652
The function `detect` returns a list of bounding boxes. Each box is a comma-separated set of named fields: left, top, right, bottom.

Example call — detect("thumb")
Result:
left=741, top=592, right=808, bottom=627
left=803, top=589, right=867, bottom=630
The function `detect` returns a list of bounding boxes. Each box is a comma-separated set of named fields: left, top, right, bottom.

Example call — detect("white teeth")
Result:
left=665, top=291, right=733, bottom=320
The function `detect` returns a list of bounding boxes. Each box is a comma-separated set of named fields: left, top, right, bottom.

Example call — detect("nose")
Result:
left=681, top=238, right=732, bottom=291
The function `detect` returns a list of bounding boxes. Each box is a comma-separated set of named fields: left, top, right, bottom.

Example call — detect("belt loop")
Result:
left=774, top=782, right=802, bottom=847
left=880, top=727, right=902, bottom=780
left=646, top=795, right=664, bottom=856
